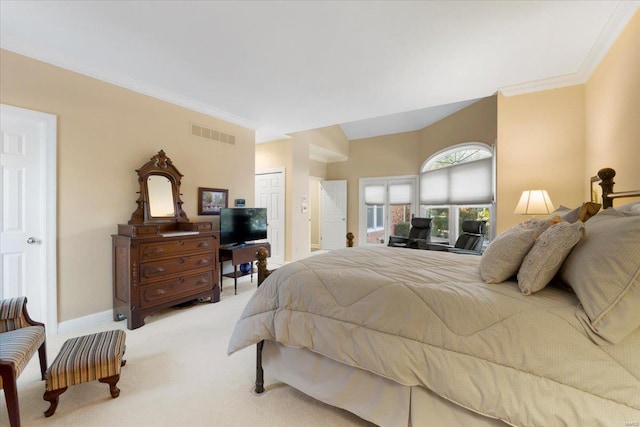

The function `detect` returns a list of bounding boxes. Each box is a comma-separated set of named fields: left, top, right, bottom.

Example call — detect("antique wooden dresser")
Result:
left=112, top=150, right=220, bottom=329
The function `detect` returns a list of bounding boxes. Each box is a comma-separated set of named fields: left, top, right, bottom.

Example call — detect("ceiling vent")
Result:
left=190, top=122, right=236, bottom=145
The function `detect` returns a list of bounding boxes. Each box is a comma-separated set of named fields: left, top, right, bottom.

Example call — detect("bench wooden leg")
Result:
left=98, top=374, right=121, bottom=398
left=43, top=387, right=67, bottom=417
left=38, top=341, right=47, bottom=380
left=0, top=365, right=20, bottom=427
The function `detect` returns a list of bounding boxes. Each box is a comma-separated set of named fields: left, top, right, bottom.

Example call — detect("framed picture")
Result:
left=590, top=176, right=602, bottom=204
left=198, top=187, right=228, bottom=215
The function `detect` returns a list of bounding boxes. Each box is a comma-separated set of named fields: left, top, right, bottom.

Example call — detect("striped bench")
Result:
left=43, top=329, right=126, bottom=417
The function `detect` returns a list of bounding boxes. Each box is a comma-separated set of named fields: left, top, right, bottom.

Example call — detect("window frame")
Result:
left=419, top=142, right=495, bottom=245
left=359, top=175, right=418, bottom=246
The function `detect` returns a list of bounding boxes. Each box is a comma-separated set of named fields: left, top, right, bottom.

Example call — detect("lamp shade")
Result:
left=514, top=190, right=554, bottom=215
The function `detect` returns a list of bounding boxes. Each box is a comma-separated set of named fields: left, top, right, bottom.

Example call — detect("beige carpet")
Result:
left=1, top=274, right=374, bottom=426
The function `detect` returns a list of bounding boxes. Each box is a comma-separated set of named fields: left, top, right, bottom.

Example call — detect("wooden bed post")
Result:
left=254, top=246, right=272, bottom=394
left=255, top=340, right=265, bottom=394
left=598, top=167, right=615, bottom=209
left=346, top=232, right=354, bottom=247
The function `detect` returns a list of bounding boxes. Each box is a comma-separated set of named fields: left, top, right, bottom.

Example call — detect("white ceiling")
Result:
left=1, top=1, right=638, bottom=144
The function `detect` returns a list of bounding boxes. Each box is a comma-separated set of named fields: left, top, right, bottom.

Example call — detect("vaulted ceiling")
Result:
left=1, top=1, right=637, bottom=142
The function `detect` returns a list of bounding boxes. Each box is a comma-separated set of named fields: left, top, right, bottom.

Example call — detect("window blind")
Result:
left=388, top=183, right=412, bottom=204
left=364, top=184, right=385, bottom=205
left=420, top=158, right=493, bottom=205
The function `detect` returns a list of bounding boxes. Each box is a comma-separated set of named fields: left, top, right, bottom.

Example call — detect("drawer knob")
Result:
left=149, top=247, right=165, bottom=255
left=198, top=242, right=210, bottom=248
left=197, top=259, right=210, bottom=265
left=147, top=266, right=166, bottom=274
left=157, top=289, right=166, bottom=295
left=197, top=278, right=209, bottom=285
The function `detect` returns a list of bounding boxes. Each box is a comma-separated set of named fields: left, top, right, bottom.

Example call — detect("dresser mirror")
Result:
left=147, top=175, right=175, bottom=217
left=128, top=150, right=190, bottom=226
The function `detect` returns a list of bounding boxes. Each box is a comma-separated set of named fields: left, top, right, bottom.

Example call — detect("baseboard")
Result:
left=57, top=309, right=114, bottom=335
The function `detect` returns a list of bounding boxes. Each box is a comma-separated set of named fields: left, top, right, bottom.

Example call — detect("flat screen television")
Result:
left=219, top=208, right=268, bottom=246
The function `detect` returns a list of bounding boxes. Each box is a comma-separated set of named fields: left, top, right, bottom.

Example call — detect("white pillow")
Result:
left=549, top=205, right=580, bottom=223
left=560, top=209, right=640, bottom=344
left=615, top=201, right=640, bottom=214
left=480, top=218, right=558, bottom=284
left=517, top=221, right=585, bottom=295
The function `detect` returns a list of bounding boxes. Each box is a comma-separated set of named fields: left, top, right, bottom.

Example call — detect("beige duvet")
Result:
left=228, top=246, right=640, bottom=426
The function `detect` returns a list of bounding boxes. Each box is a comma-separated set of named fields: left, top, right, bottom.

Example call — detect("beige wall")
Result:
left=308, top=160, right=326, bottom=250
left=418, top=95, right=498, bottom=162
left=327, top=131, right=421, bottom=243
left=255, top=139, right=291, bottom=172
left=585, top=9, right=640, bottom=196
left=496, top=86, right=586, bottom=232
left=289, top=134, right=311, bottom=260
left=302, top=125, right=349, bottom=159
left=309, top=159, right=327, bottom=178
left=256, top=129, right=338, bottom=262
left=496, top=10, right=640, bottom=231
left=1, top=50, right=255, bottom=322
left=327, top=96, right=497, bottom=243
left=309, top=178, right=322, bottom=249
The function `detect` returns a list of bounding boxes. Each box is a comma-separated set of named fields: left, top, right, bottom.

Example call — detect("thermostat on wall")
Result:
left=235, top=199, right=246, bottom=207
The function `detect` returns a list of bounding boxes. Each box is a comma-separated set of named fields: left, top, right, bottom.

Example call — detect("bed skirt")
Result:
left=262, top=341, right=508, bottom=427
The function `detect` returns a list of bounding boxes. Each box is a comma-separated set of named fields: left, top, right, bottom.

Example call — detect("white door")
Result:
left=255, top=169, right=285, bottom=265
left=321, top=180, right=347, bottom=250
left=1, top=104, right=57, bottom=333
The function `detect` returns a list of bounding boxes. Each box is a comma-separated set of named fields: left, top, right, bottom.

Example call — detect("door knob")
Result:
left=27, top=237, right=39, bottom=244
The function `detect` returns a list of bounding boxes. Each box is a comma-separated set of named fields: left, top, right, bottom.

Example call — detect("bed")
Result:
left=227, top=168, right=640, bottom=427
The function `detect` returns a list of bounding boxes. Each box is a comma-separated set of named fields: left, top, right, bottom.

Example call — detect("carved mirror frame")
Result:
left=128, top=150, right=190, bottom=225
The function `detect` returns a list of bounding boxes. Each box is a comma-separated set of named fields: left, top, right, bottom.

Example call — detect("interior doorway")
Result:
left=0, top=104, right=57, bottom=334
left=321, top=180, right=347, bottom=250
left=255, top=168, right=285, bottom=266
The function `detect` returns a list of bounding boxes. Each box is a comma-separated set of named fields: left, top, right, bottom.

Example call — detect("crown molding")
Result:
left=0, top=46, right=260, bottom=131
left=500, top=1, right=639, bottom=97
left=577, top=1, right=640, bottom=82
left=499, top=73, right=581, bottom=97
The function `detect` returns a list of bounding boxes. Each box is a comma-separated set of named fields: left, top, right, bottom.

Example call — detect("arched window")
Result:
left=419, top=143, right=494, bottom=245
left=422, top=144, right=492, bottom=171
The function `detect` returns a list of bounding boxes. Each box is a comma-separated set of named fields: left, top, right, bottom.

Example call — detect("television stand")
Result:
left=227, top=242, right=247, bottom=249
left=219, top=242, right=271, bottom=295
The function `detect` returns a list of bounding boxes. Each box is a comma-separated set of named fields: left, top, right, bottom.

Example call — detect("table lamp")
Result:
left=514, top=190, right=554, bottom=215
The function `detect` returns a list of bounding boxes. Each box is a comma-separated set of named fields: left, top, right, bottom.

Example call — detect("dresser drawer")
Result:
left=139, top=253, right=214, bottom=283
left=139, top=237, right=214, bottom=261
left=139, top=272, right=213, bottom=309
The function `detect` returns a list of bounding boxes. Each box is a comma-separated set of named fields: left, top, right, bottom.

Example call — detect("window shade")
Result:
left=420, top=158, right=493, bottom=205
left=364, top=184, right=385, bottom=205
left=388, top=183, right=412, bottom=204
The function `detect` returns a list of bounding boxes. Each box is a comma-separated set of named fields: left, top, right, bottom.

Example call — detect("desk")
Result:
left=219, top=242, right=271, bottom=294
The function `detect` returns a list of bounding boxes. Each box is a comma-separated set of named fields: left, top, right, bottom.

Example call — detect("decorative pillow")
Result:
left=550, top=202, right=600, bottom=223
left=480, top=218, right=559, bottom=283
left=578, top=202, right=601, bottom=221
left=560, top=209, right=640, bottom=344
left=517, top=221, right=585, bottom=295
